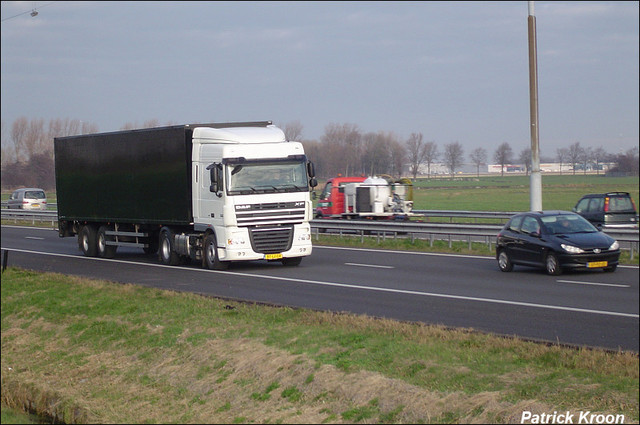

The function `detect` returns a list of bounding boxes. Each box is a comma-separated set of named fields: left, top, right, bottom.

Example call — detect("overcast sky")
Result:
left=1, top=1, right=638, bottom=156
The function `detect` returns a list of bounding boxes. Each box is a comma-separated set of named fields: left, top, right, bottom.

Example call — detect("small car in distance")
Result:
left=573, top=192, right=638, bottom=229
left=496, top=211, right=620, bottom=275
left=7, top=188, right=47, bottom=210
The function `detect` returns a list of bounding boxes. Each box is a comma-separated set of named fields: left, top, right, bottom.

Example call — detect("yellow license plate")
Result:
left=265, top=253, right=283, bottom=260
left=32, top=204, right=40, bottom=208
left=587, top=261, right=607, bottom=268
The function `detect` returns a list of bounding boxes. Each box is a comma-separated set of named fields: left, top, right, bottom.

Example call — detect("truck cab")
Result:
left=315, top=176, right=367, bottom=219
left=192, top=125, right=316, bottom=266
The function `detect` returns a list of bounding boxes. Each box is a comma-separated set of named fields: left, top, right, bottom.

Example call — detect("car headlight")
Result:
left=609, top=241, right=619, bottom=251
left=561, top=244, right=584, bottom=254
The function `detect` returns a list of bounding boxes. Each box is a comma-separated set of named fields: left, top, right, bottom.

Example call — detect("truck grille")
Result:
left=235, top=201, right=306, bottom=227
left=249, top=226, right=294, bottom=254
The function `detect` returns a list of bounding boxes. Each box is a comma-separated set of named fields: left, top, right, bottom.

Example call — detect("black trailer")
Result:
left=54, top=122, right=274, bottom=258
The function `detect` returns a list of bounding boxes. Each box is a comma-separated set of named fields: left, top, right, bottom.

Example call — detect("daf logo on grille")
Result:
left=593, top=249, right=601, bottom=253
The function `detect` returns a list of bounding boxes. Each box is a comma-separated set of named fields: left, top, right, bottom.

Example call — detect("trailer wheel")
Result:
left=159, top=228, right=180, bottom=266
left=79, top=225, right=98, bottom=257
left=97, top=225, right=117, bottom=258
left=203, top=233, right=229, bottom=270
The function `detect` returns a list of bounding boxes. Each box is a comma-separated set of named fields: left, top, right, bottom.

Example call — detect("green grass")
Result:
left=408, top=175, right=639, bottom=211
left=2, top=268, right=638, bottom=424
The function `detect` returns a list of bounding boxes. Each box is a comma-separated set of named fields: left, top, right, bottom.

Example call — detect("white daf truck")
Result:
left=55, top=121, right=317, bottom=270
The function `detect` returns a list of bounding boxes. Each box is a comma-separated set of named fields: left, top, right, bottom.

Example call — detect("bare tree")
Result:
left=24, top=118, right=47, bottom=159
left=591, top=147, right=607, bottom=175
left=493, top=142, right=513, bottom=176
left=283, top=120, right=303, bottom=142
left=405, top=133, right=426, bottom=179
left=519, top=148, right=532, bottom=175
left=609, top=147, right=639, bottom=176
left=388, top=136, right=406, bottom=178
left=469, top=147, right=487, bottom=177
left=422, top=141, right=439, bottom=178
left=321, top=123, right=361, bottom=177
left=567, top=142, right=584, bottom=175
left=556, top=147, right=568, bottom=175
left=579, top=146, right=592, bottom=175
left=443, top=142, right=464, bottom=177
left=10, top=117, right=29, bottom=162
left=361, top=132, right=390, bottom=177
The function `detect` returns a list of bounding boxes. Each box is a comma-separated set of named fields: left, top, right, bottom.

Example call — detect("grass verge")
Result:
left=2, top=268, right=638, bottom=423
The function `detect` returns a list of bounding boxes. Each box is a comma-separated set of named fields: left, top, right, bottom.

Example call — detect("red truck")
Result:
left=314, top=175, right=413, bottom=220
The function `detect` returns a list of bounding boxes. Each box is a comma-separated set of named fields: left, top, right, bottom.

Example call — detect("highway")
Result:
left=2, top=225, right=638, bottom=351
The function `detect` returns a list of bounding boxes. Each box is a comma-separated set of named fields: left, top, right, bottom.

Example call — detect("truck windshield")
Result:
left=226, top=160, right=309, bottom=195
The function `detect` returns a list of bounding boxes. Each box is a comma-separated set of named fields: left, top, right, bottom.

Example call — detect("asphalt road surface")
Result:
left=2, top=225, right=638, bottom=351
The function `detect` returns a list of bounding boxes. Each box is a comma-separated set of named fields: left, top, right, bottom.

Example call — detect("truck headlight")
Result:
left=227, top=234, right=248, bottom=246
left=297, top=232, right=311, bottom=241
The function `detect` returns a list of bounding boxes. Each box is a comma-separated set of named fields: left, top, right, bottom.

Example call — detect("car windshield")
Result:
left=541, top=215, right=597, bottom=234
left=227, top=160, right=308, bottom=195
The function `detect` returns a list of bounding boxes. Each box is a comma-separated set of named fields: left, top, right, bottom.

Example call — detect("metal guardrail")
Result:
left=2, top=209, right=638, bottom=258
left=412, top=210, right=515, bottom=222
left=311, top=218, right=639, bottom=259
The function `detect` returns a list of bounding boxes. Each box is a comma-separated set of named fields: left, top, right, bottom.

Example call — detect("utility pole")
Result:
left=528, top=1, right=542, bottom=211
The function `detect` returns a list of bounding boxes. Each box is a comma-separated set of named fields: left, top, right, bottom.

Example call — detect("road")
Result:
left=2, top=225, right=638, bottom=351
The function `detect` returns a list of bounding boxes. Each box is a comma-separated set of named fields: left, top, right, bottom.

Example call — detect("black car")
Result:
left=573, top=192, right=638, bottom=229
left=496, top=211, right=620, bottom=275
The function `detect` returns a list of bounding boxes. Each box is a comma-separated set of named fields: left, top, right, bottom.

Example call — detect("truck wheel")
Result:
left=282, top=257, right=302, bottom=267
left=78, top=225, right=98, bottom=257
left=203, top=233, right=229, bottom=270
left=97, top=225, right=117, bottom=258
left=159, top=228, right=180, bottom=266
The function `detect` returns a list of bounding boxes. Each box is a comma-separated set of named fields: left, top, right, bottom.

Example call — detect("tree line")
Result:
left=2, top=117, right=638, bottom=191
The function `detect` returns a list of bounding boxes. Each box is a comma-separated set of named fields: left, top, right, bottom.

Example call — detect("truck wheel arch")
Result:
left=158, top=227, right=181, bottom=266
left=203, top=232, right=229, bottom=270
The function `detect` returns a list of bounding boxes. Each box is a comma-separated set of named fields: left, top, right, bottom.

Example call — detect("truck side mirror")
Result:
left=207, top=163, right=223, bottom=197
left=309, top=177, right=318, bottom=189
left=307, top=161, right=316, bottom=178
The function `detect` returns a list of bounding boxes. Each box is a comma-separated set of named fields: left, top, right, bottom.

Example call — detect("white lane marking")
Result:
left=345, top=263, right=394, bottom=269
left=4, top=248, right=639, bottom=319
left=25, top=237, right=45, bottom=240
left=558, top=280, right=630, bottom=288
left=315, top=245, right=639, bottom=270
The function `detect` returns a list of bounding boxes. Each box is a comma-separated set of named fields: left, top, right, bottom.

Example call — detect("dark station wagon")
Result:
left=496, top=211, right=620, bottom=275
left=573, top=192, right=638, bottom=229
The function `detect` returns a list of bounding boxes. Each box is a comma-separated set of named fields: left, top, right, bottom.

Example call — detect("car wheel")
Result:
left=497, top=249, right=513, bottom=272
left=203, top=233, right=229, bottom=270
left=158, top=228, right=180, bottom=266
left=97, top=225, right=117, bottom=258
left=79, top=225, right=98, bottom=257
left=545, top=252, right=562, bottom=275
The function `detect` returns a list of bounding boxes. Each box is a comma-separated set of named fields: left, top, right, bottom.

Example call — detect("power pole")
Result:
left=528, top=1, right=542, bottom=211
